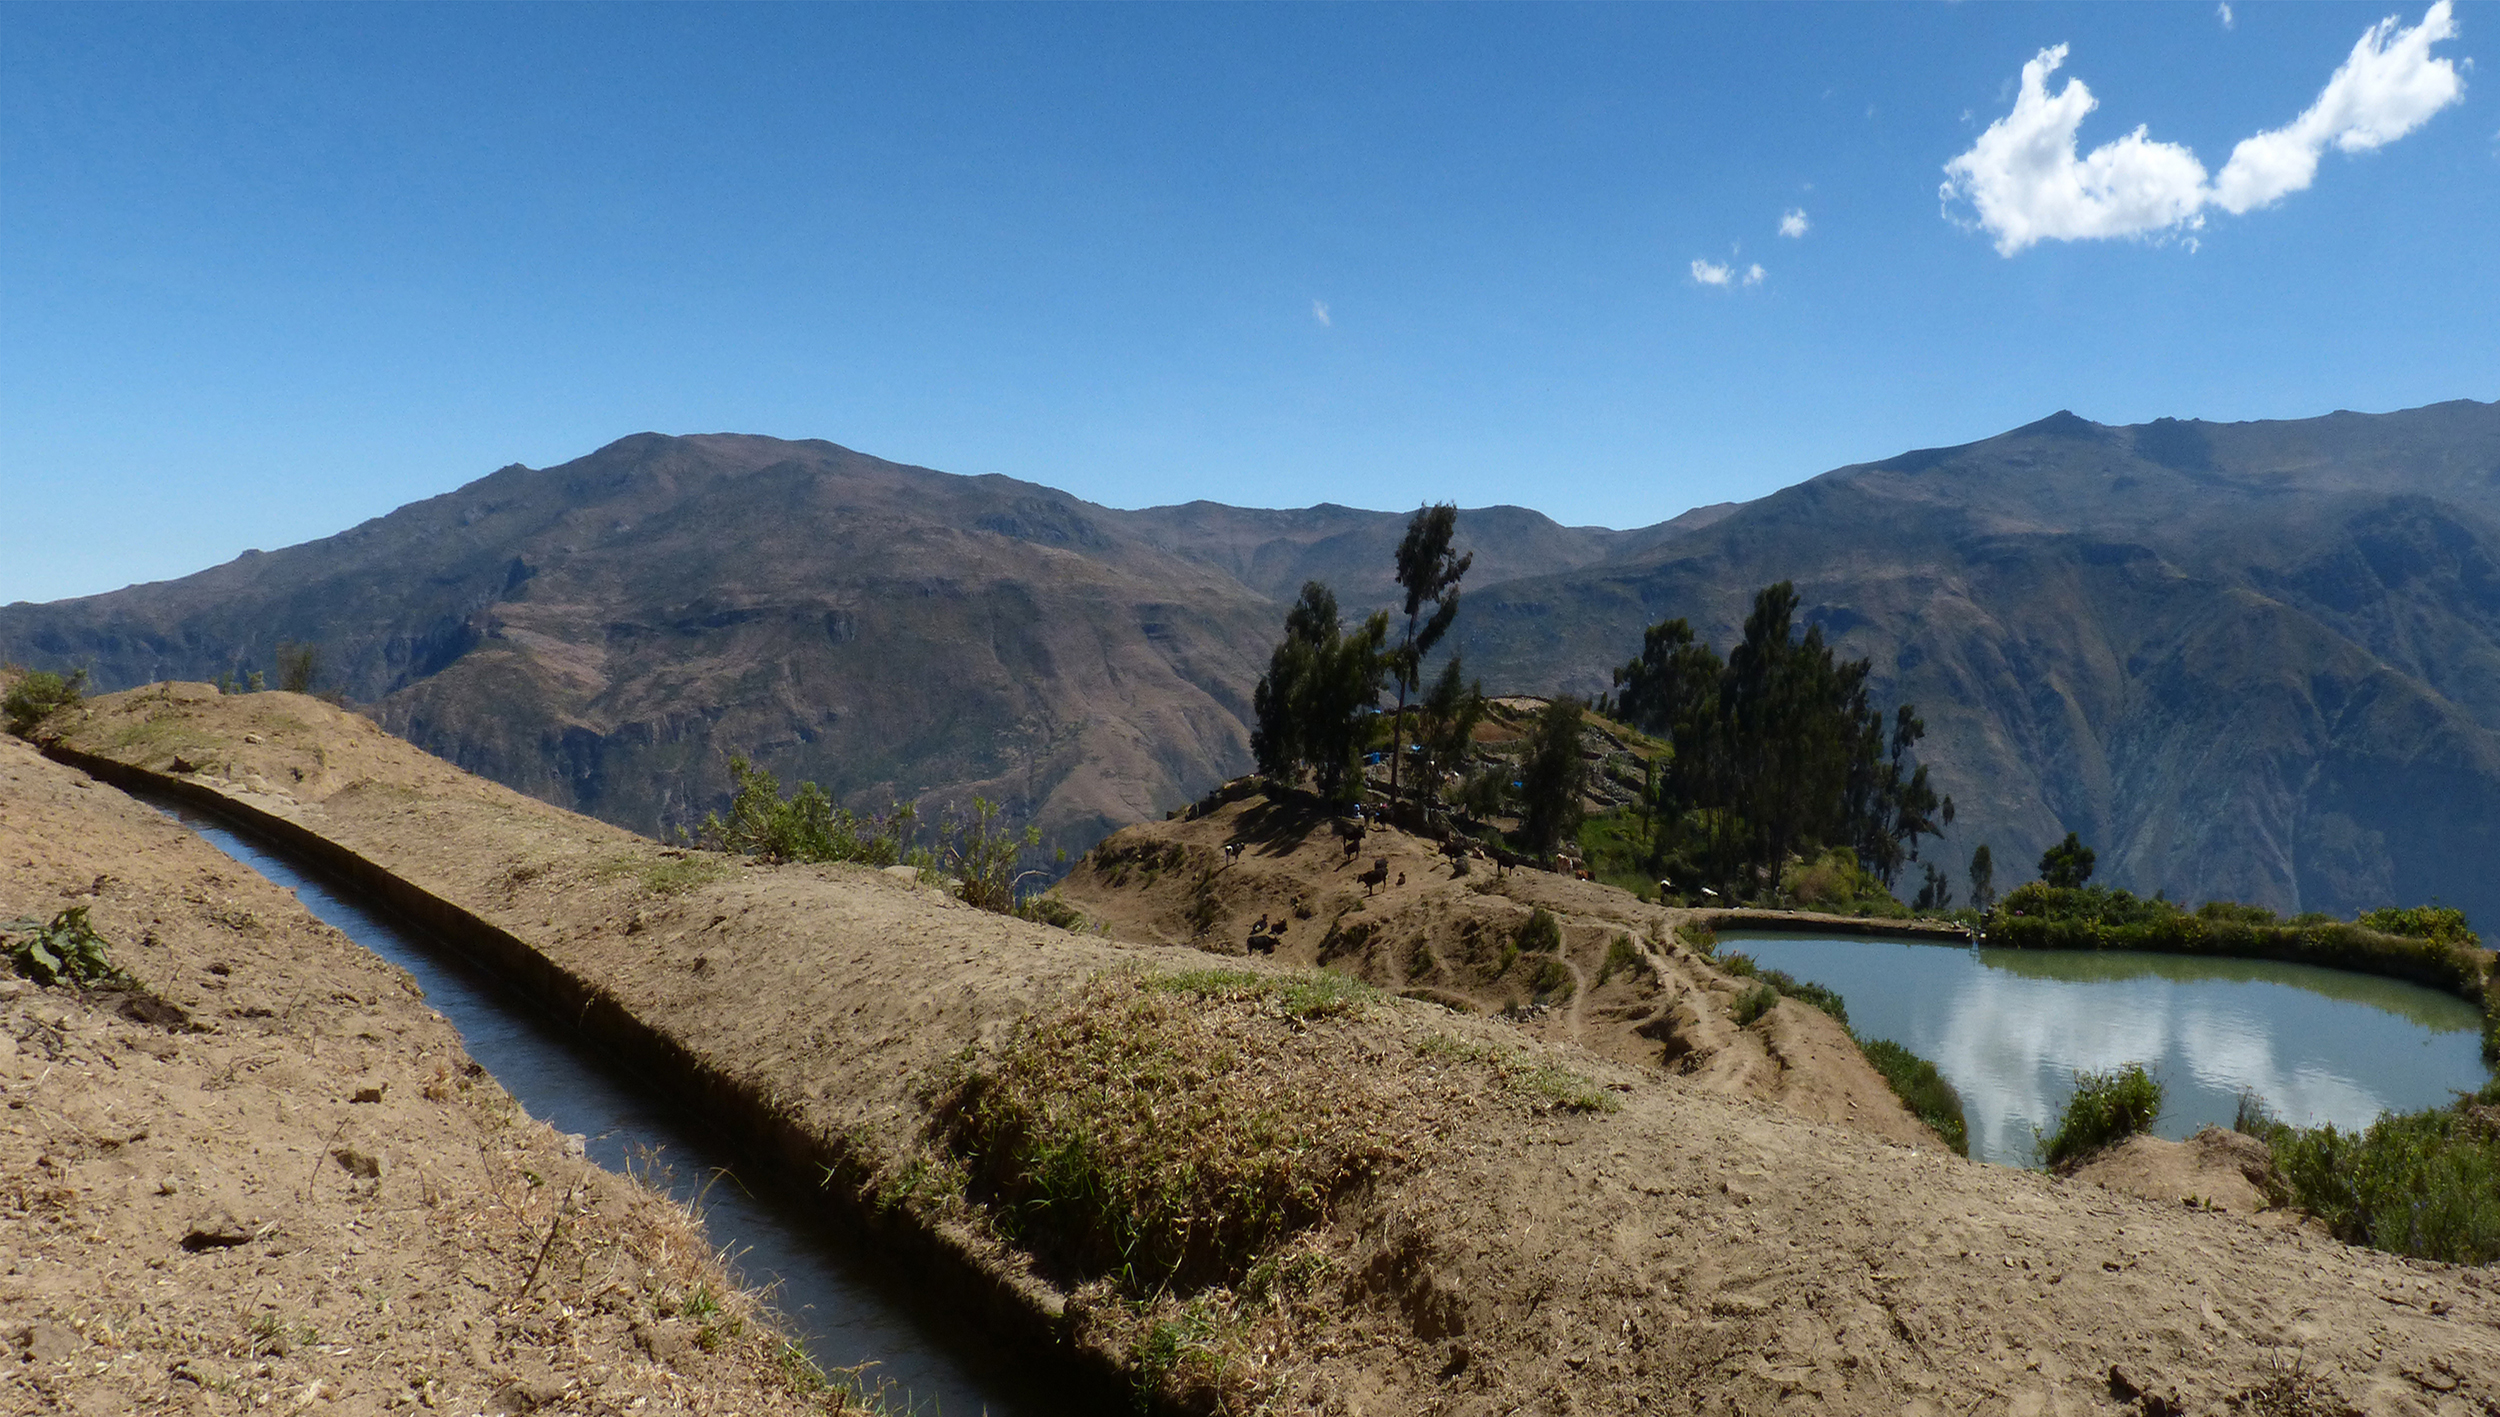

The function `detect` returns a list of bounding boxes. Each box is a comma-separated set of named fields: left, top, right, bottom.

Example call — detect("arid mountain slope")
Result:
left=13, top=400, right=2500, bottom=923
left=0, top=435, right=1692, bottom=853
left=1457, top=399, right=2500, bottom=925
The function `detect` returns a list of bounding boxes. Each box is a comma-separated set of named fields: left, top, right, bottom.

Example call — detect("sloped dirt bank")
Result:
left=31, top=685, right=2500, bottom=1415
left=0, top=734, right=824, bottom=1416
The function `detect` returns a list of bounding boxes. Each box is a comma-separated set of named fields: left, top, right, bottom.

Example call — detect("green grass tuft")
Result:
left=2040, top=1063, right=2162, bottom=1169
left=1142, top=966, right=1378, bottom=1018
left=1858, top=1038, right=1969, bottom=1156
left=1412, top=1033, right=1621, bottom=1113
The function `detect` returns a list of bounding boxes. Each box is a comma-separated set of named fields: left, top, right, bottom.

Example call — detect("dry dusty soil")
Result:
left=0, top=729, right=839, bottom=1415
left=14, top=683, right=2500, bottom=1416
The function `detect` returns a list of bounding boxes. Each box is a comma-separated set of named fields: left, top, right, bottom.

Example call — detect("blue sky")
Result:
left=4, top=2, right=2493, bottom=604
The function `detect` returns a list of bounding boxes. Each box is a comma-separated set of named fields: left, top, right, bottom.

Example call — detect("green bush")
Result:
left=2249, top=1104, right=2500, bottom=1265
left=1990, top=884, right=2488, bottom=1002
left=2040, top=1064, right=2162, bottom=1169
left=699, top=756, right=919, bottom=867
left=2356, top=904, right=2480, bottom=947
left=1529, top=954, right=1573, bottom=999
left=1514, top=907, right=1562, bottom=955
left=4, top=906, right=120, bottom=987
left=1859, top=1038, right=1969, bottom=1156
left=1732, top=981, right=1779, bottom=1026
left=1756, top=967, right=1847, bottom=1026
left=2, top=668, right=85, bottom=738
left=1780, top=847, right=1909, bottom=918
left=1595, top=933, right=1644, bottom=985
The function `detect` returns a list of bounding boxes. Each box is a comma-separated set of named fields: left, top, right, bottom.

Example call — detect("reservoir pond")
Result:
left=1722, top=932, right=2492, bottom=1167
left=152, top=798, right=1060, bottom=1417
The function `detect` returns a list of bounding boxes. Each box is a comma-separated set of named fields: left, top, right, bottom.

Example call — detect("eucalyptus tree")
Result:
left=1386, top=504, right=1471, bottom=802
left=1606, top=581, right=1953, bottom=901
left=1251, top=581, right=1389, bottom=806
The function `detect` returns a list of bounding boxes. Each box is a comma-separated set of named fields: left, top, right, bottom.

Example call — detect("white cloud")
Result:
left=2212, top=0, right=2463, bottom=212
left=1311, top=299, right=1331, bottom=327
left=1942, top=3, right=2465, bottom=255
left=2218, top=1, right=2235, bottom=31
left=1692, top=258, right=1766, bottom=289
left=1779, top=208, right=1810, bottom=238
left=1940, top=44, right=2210, bottom=254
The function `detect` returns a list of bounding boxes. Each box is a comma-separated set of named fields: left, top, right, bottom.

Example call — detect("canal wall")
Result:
left=44, top=741, right=1136, bottom=1409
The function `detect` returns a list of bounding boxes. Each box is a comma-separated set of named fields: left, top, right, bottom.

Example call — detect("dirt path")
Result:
left=29, top=686, right=2500, bottom=1416
left=0, top=731, right=830, bottom=1417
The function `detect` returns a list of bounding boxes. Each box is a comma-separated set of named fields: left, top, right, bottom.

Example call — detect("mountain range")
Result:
left=8, top=398, right=2500, bottom=926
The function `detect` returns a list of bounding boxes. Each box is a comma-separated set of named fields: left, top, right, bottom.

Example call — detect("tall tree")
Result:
left=2038, top=832, right=2096, bottom=889
left=1412, top=654, right=1487, bottom=812
left=1517, top=697, right=1589, bottom=855
left=1968, top=842, right=1997, bottom=912
left=1250, top=581, right=1388, bottom=806
left=1607, top=581, right=1952, bottom=901
left=1386, top=504, right=1472, bottom=801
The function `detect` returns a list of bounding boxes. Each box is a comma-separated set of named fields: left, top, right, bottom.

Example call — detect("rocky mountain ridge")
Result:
left=11, top=399, right=2500, bottom=925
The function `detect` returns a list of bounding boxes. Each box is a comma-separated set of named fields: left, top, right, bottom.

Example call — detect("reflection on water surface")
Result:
left=1724, top=933, right=2489, bottom=1167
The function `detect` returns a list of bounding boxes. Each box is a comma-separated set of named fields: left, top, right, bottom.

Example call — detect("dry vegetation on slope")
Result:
left=25, top=684, right=2500, bottom=1415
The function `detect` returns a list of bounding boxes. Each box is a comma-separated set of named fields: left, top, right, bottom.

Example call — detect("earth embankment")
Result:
left=26, top=684, right=2500, bottom=1415
left=0, top=729, right=824, bottom=1415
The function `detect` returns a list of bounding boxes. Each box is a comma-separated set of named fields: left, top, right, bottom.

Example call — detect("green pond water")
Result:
left=1721, top=933, right=2493, bottom=1167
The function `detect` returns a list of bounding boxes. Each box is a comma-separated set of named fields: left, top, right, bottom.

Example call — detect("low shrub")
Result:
left=1529, top=954, right=1573, bottom=999
left=1858, top=1038, right=1969, bottom=1157
left=2244, top=1100, right=2500, bottom=1265
left=3, top=906, right=121, bottom=988
left=1757, top=967, right=1847, bottom=1026
left=2040, top=1063, right=2162, bottom=1169
left=1732, top=981, right=1779, bottom=1026
left=2, top=668, right=85, bottom=739
left=1781, top=847, right=1910, bottom=918
left=699, top=756, right=919, bottom=867
left=1715, top=954, right=1845, bottom=1025
left=1515, top=907, right=1563, bottom=955
left=1596, top=932, right=1645, bottom=985
left=1016, top=895, right=1088, bottom=932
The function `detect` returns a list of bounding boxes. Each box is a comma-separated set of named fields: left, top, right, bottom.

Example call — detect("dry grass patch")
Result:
left=934, top=970, right=1397, bottom=1295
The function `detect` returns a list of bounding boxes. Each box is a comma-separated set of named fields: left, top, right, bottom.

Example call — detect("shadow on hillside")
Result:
left=1223, top=789, right=1339, bottom=859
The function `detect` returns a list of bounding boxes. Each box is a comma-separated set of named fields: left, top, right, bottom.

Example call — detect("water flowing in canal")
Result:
left=150, top=797, right=1070, bottom=1417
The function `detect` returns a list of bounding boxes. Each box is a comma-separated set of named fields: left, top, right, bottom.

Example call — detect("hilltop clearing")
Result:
left=0, top=731, right=824, bottom=1415
left=1050, top=786, right=1939, bottom=1147
left=21, top=684, right=2500, bottom=1414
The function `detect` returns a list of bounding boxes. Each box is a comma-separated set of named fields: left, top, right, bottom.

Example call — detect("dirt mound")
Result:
left=2074, top=1125, right=2281, bottom=1216
left=1052, top=789, right=1942, bottom=1147
left=31, top=687, right=2500, bottom=1416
